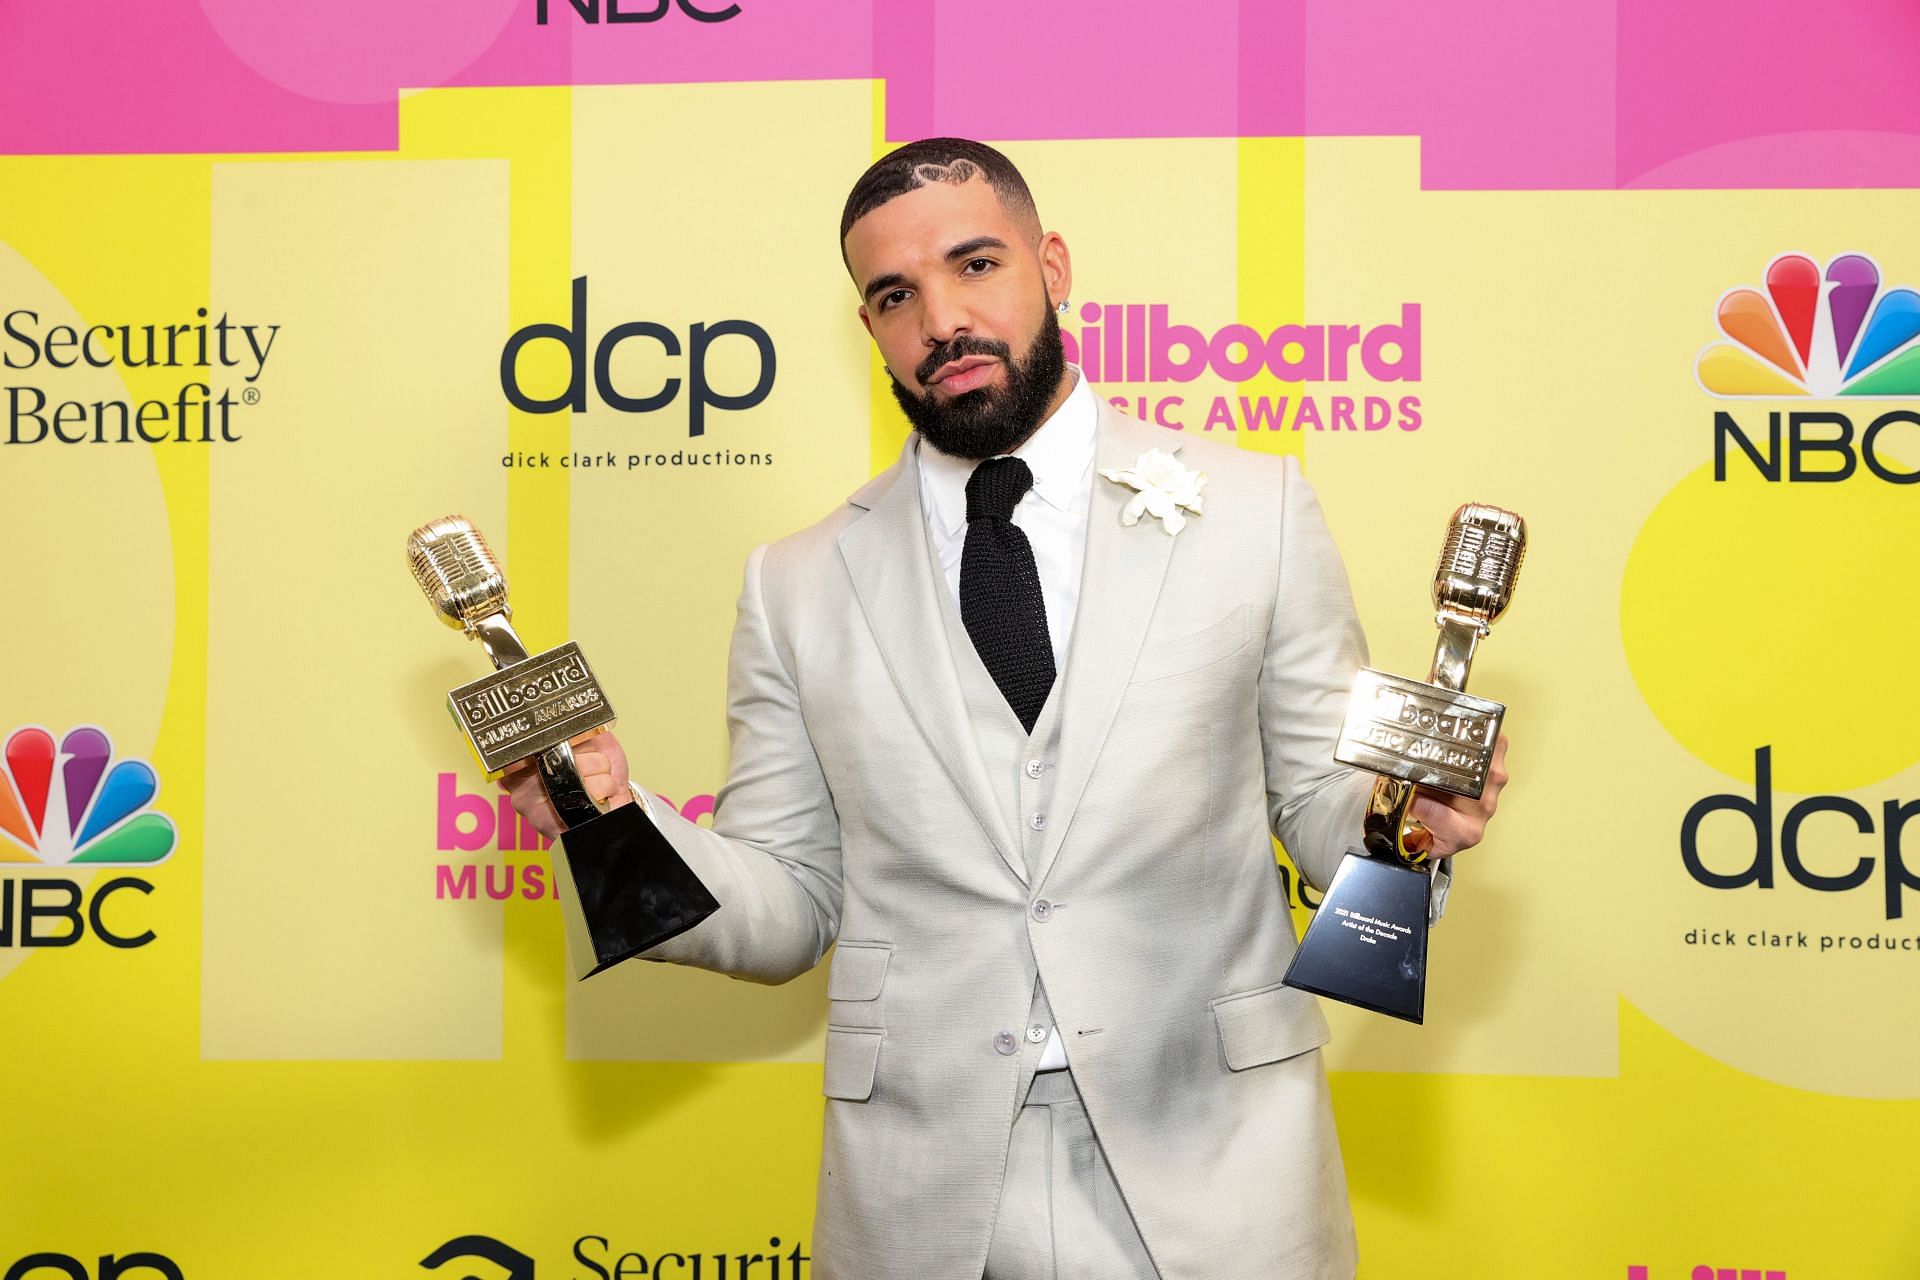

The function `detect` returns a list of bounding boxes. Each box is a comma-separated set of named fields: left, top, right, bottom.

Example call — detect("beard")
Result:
left=888, top=301, right=1067, bottom=461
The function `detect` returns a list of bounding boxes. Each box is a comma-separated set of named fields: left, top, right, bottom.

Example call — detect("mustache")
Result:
left=916, top=335, right=1012, bottom=387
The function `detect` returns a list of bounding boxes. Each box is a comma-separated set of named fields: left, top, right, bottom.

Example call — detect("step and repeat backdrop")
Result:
left=2, top=2, right=1918, bottom=1277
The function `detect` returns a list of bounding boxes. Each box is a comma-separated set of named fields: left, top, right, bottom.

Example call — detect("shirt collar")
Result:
left=919, top=363, right=1097, bottom=539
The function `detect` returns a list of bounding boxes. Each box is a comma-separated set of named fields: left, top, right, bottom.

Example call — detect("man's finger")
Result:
left=1487, top=733, right=1511, bottom=789
left=1411, top=792, right=1484, bottom=857
left=590, top=731, right=628, bottom=777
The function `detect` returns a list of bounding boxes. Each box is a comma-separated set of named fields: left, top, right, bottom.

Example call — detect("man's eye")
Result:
left=880, top=289, right=911, bottom=310
left=963, top=258, right=994, bottom=275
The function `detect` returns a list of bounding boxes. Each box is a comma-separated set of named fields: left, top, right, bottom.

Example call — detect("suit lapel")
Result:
left=838, top=437, right=1028, bottom=883
left=1032, top=404, right=1182, bottom=888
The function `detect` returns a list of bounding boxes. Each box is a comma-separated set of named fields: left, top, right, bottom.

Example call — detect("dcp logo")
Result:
left=2, top=1254, right=182, bottom=1280
left=499, top=277, right=775, bottom=438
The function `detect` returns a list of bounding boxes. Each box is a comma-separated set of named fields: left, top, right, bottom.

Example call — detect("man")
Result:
left=504, top=138, right=1508, bottom=1279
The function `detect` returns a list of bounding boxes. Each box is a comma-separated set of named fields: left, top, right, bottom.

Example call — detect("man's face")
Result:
left=844, top=175, right=1072, bottom=459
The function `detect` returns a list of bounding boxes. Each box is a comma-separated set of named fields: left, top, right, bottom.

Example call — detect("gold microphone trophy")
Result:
left=1284, top=504, right=1525, bottom=1023
left=407, top=516, right=719, bottom=980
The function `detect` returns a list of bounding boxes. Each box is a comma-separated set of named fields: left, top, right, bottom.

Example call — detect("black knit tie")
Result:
left=960, top=456, right=1055, bottom=733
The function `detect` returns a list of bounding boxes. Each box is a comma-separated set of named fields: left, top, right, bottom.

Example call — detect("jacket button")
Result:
left=1025, top=759, right=1045, bottom=779
left=1031, top=899, right=1053, bottom=922
left=1029, top=812, right=1046, bottom=831
left=994, top=1031, right=1018, bottom=1056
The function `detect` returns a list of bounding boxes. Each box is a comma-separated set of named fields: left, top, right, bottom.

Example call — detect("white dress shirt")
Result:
left=916, top=364, right=1097, bottom=1071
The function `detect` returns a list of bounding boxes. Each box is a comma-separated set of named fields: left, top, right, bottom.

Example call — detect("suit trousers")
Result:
left=982, top=1067, right=1163, bottom=1280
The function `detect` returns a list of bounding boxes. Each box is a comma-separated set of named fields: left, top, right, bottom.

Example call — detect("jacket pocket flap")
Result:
left=826, top=941, right=892, bottom=1002
left=822, top=1026, right=883, bottom=1100
left=1131, top=602, right=1254, bottom=683
left=1210, top=980, right=1331, bottom=1071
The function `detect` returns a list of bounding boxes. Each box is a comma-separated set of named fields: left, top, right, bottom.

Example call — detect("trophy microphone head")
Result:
left=406, top=515, right=512, bottom=634
left=1432, top=503, right=1526, bottom=629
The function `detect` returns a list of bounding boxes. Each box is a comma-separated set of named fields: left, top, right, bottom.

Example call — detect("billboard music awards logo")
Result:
left=0, top=726, right=175, bottom=951
left=1060, top=302, right=1423, bottom=434
left=1699, top=252, right=1920, bottom=482
left=432, top=772, right=715, bottom=903
left=3, top=308, right=278, bottom=445
left=1627, top=1268, right=1786, bottom=1280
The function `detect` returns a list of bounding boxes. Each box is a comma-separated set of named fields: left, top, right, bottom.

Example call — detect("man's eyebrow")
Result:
left=944, top=235, right=1008, bottom=261
left=861, top=270, right=909, bottom=305
left=860, top=236, right=1012, bottom=305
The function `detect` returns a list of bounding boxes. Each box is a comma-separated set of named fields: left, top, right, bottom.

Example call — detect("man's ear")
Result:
left=1038, top=231, right=1073, bottom=310
left=857, top=303, right=872, bottom=339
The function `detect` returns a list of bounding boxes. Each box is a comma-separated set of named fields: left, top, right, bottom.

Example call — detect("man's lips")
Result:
left=928, top=355, right=998, bottom=393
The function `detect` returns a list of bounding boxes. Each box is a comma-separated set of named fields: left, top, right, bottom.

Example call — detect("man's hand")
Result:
left=497, top=729, right=634, bottom=841
left=1408, top=732, right=1509, bottom=860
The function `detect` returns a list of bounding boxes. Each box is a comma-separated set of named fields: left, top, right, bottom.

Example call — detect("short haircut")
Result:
left=839, top=137, right=1040, bottom=269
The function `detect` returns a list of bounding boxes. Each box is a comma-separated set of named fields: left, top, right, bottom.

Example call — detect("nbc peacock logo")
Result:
left=1696, top=252, right=1920, bottom=399
left=0, top=726, right=176, bottom=866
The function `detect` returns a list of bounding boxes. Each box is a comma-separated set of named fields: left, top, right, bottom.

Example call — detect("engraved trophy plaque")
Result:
left=408, top=516, right=719, bottom=980
left=1283, top=503, right=1525, bottom=1023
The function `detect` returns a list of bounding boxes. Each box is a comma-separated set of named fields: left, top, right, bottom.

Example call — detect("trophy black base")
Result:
left=558, top=802, right=721, bottom=980
left=1283, top=850, right=1430, bottom=1024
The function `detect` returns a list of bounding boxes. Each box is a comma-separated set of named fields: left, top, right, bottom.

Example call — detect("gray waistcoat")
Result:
left=920, top=499, right=1069, bottom=1084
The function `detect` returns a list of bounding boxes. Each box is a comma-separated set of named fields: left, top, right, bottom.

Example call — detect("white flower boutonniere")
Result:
left=1099, top=448, right=1207, bottom=535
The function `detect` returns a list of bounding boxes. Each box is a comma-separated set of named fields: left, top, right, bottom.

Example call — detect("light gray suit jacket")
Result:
left=634, top=401, right=1372, bottom=1279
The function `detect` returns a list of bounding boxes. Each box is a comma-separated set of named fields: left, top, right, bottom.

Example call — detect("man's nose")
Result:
left=919, top=278, right=972, bottom=347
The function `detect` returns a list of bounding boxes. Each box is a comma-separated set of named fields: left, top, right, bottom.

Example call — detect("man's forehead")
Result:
left=843, top=176, right=1022, bottom=274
